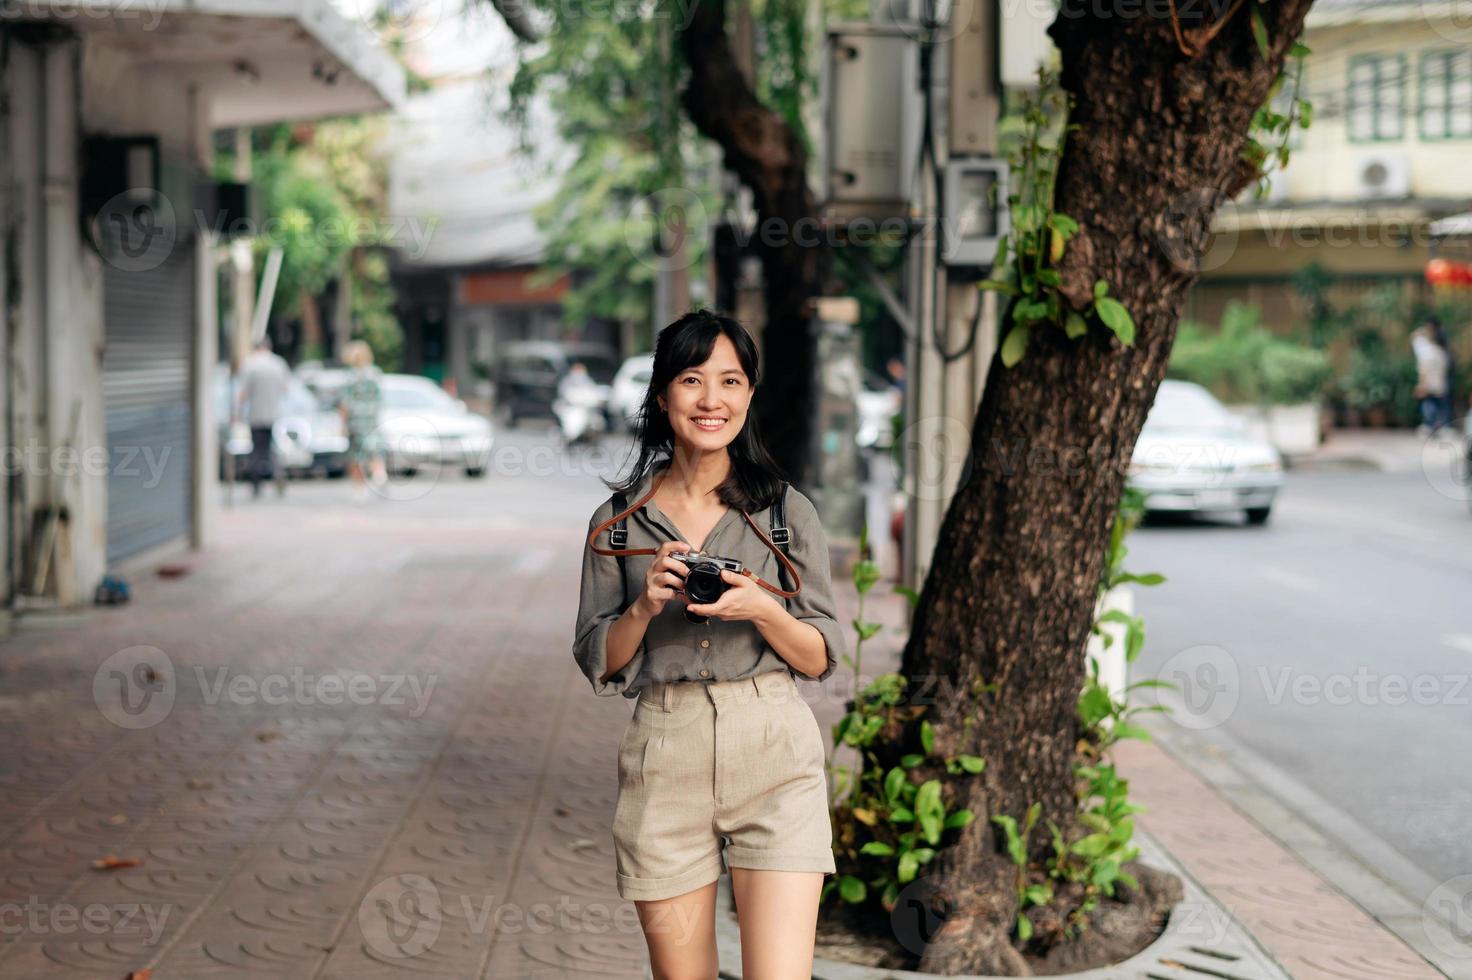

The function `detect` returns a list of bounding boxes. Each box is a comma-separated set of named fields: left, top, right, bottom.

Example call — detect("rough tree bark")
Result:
left=678, top=0, right=826, bottom=487
left=884, top=3, right=1316, bottom=974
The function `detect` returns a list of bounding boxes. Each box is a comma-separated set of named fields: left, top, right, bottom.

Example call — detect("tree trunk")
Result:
left=887, top=5, right=1315, bottom=973
left=678, top=0, right=825, bottom=486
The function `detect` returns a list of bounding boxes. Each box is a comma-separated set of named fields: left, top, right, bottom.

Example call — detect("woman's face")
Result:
left=656, top=333, right=752, bottom=453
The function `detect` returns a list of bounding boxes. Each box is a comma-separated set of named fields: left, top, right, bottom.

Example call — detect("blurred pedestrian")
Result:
left=1429, top=317, right=1456, bottom=430
left=237, top=336, right=291, bottom=498
left=1412, top=322, right=1449, bottom=436
left=339, top=340, right=386, bottom=500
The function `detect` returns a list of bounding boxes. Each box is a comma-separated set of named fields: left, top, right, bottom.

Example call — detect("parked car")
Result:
left=214, top=364, right=349, bottom=480
left=608, top=354, right=655, bottom=432
left=376, top=374, right=494, bottom=477
left=496, top=341, right=620, bottom=426
left=1128, top=380, right=1284, bottom=525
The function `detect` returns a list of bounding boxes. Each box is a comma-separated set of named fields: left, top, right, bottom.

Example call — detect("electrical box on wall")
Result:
left=820, top=22, right=923, bottom=226
left=942, top=158, right=1009, bottom=269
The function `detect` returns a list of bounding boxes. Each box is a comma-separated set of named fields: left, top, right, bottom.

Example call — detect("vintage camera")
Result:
left=671, top=550, right=744, bottom=624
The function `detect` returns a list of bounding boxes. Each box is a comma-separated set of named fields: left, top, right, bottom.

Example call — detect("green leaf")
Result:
left=944, top=808, right=976, bottom=829
left=898, top=850, right=919, bottom=883
left=977, top=278, right=1019, bottom=296
left=891, top=584, right=920, bottom=608
left=838, top=874, right=867, bottom=903
left=956, top=754, right=986, bottom=774
left=1298, top=99, right=1314, bottom=129
left=1289, top=41, right=1311, bottom=58
left=913, top=847, right=936, bottom=863
left=888, top=806, right=915, bottom=823
left=1249, top=6, right=1269, bottom=59
left=919, top=720, right=935, bottom=756
left=1000, top=323, right=1029, bottom=367
left=900, top=753, right=925, bottom=769
left=1094, top=296, right=1136, bottom=345
left=1037, top=268, right=1061, bottom=287
left=1092, top=279, right=1109, bottom=302
left=884, top=767, right=907, bottom=804
left=1047, top=213, right=1079, bottom=238
left=1115, top=571, right=1165, bottom=586
left=1064, top=312, right=1088, bottom=339
left=860, top=841, right=896, bottom=857
left=1017, top=913, right=1033, bottom=941
left=1113, top=723, right=1152, bottom=742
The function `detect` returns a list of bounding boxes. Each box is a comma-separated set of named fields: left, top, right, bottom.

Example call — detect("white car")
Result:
left=376, top=374, right=494, bottom=477
left=608, top=354, right=655, bottom=432
left=606, top=348, right=659, bottom=429
left=1129, top=380, right=1284, bottom=525
left=857, top=371, right=902, bottom=450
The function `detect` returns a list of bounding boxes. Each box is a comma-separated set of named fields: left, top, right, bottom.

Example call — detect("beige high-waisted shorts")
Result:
left=611, top=668, right=837, bottom=901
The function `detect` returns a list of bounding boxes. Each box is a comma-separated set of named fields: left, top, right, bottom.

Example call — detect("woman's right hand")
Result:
left=635, top=540, right=691, bottom=618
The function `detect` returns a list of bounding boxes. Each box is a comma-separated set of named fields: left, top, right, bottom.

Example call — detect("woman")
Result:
left=573, top=310, right=846, bottom=979
left=338, top=340, right=386, bottom=498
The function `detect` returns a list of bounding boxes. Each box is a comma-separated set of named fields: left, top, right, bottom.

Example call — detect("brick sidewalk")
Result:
left=0, top=478, right=1448, bottom=978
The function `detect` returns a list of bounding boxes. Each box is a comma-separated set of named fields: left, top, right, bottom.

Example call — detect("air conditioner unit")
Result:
left=1352, top=153, right=1409, bottom=200
left=820, top=22, right=923, bottom=226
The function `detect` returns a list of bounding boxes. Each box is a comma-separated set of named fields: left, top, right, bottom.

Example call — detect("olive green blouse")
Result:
left=572, top=464, right=847, bottom=698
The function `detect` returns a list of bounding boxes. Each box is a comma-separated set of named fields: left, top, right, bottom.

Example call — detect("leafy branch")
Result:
left=981, top=68, right=1137, bottom=368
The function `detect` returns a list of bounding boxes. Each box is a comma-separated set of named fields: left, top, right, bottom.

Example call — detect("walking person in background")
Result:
left=1412, top=321, right=1450, bottom=436
left=237, top=336, right=292, bottom=499
left=339, top=340, right=386, bottom=501
left=1430, top=317, right=1457, bottom=431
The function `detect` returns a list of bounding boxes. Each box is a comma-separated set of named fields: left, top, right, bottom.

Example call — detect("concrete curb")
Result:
left=710, top=828, right=1289, bottom=980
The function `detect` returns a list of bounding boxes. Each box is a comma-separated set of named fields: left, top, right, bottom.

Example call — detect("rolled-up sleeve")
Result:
left=782, top=490, right=847, bottom=682
left=572, top=503, right=644, bottom=696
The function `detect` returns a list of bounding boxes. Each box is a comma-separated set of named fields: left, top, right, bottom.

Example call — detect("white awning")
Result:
left=22, top=0, right=405, bottom=125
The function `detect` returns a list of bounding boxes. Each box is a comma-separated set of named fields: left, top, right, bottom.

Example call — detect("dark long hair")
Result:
left=606, top=309, right=789, bottom=513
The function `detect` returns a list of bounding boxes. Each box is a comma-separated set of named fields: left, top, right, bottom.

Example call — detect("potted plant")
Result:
left=1167, top=301, right=1331, bottom=453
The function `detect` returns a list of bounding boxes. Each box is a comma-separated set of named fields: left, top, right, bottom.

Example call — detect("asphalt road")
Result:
left=1127, top=459, right=1472, bottom=907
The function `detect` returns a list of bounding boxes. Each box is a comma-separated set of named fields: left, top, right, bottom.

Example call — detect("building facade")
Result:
left=1, top=1, right=402, bottom=611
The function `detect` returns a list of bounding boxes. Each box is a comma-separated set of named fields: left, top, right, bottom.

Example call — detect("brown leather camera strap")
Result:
left=586, top=470, right=802, bottom=599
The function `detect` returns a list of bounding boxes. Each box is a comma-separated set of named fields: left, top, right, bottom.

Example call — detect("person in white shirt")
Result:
left=236, top=336, right=292, bottom=497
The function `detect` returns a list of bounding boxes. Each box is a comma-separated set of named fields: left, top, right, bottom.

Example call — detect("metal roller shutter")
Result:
left=102, top=228, right=195, bottom=564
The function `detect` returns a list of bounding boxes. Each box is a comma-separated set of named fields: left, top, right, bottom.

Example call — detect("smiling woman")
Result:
left=574, top=308, right=846, bottom=979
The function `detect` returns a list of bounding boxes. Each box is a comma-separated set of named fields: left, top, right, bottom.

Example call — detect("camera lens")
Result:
left=684, top=562, right=725, bottom=604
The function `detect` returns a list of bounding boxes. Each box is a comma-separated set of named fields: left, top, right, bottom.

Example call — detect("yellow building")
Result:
left=1190, top=0, right=1472, bottom=329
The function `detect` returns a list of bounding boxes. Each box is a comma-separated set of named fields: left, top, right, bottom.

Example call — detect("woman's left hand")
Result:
left=684, top=569, right=782, bottom=624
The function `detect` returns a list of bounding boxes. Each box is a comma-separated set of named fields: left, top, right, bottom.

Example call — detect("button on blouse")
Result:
left=572, top=465, right=847, bottom=698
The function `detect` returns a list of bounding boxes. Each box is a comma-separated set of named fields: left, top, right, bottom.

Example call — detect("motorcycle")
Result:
left=553, top=381, right=610, bottom=449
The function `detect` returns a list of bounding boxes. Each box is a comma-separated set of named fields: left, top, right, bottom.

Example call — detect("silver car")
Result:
left=376, top=374, right=495, bottom=478
left=1128, top=380, right=1285, bottom=525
